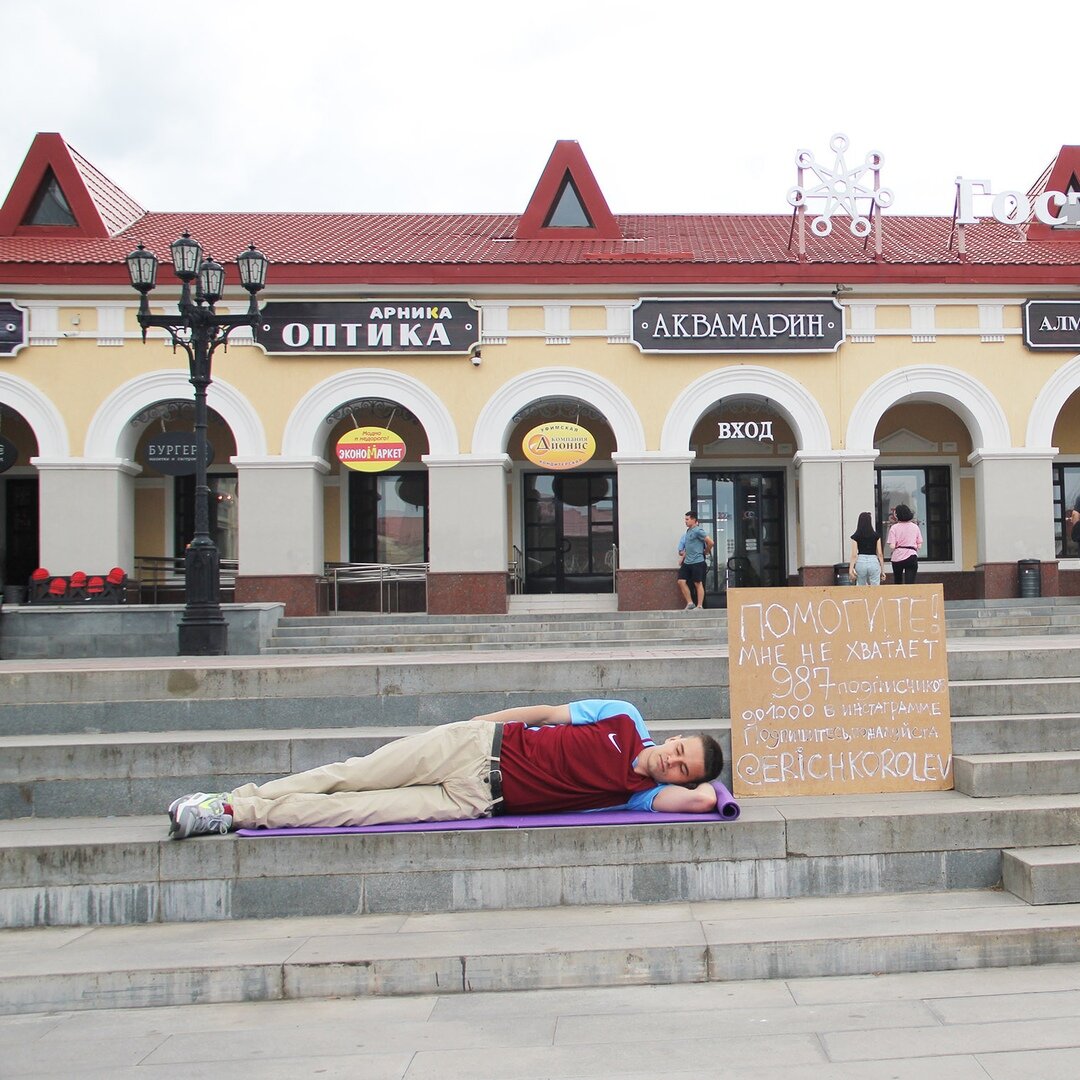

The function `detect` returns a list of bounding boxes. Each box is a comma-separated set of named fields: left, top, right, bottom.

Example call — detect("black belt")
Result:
left=489, top=722, right=505, bottom=816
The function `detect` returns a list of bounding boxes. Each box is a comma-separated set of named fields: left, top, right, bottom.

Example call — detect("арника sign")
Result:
left=632, top=298, right=844, bottom=354
left=254, top=301, right=479, bottom=355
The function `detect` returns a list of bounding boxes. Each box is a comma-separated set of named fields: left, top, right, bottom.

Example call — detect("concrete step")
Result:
left=954, top=752, right=1080, bottom=797
left=6, top=639, right=1080, bottom=735
left=272, top=613, right=729, bottom=633
left=0, top=651, right=727, bottom=735
left=951, top=713, right=1080, bottom=754
left=5, top=792, right=1080, bottom=928
left=0, top=720, right=731, bottom=819
left=261, top=633, right=716, bottom=656
left=4, top=889, right=1080, bottom=1015
left=508, top=594, right=618, bottom=614
left=1003, top=845, right=1080, bottom=904
left=8, top=714, right=1080, bottom=819
left=253, top=603, right=1080, bottom=656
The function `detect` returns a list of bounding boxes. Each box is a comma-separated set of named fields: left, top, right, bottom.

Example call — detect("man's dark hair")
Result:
left=691, top=732, right=724, bottom=783
left=685, top=510, right=698, bottom=521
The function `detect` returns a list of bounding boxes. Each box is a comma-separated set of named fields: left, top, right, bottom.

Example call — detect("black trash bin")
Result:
left=1017, top=559, right=1041, bottom=598
left=834, top=563, right=852, bottom=586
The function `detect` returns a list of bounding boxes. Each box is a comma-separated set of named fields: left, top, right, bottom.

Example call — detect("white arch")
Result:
left=0, top=372, right=69, bottom=457
left=660, top=366, right=831, bottom=453
left=1027, top=353, right=1080, bottom=448
left=85, top=370, right=267, bottom=459
left=472, top=368, right=646, bottom=454
left=282, top=368, right=457, bottom=457
left=846, top=365, right=1010, bottom=452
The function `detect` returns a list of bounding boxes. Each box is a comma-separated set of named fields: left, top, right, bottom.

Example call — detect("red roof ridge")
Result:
left=0, top=133, right=144, bottom=239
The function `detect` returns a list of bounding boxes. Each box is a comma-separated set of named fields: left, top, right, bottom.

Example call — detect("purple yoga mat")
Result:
left=235, top=781, right=739, bottom=836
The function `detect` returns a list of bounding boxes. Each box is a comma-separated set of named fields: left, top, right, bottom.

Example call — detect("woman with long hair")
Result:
left=848, top=511, right=885, bottom=586
left=887, top=503, right=923, bottom=584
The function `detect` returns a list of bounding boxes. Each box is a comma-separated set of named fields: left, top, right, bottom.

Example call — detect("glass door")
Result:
left=523, top=472, right=617, bottom=593
left=692, top=471, right=786, bottom=606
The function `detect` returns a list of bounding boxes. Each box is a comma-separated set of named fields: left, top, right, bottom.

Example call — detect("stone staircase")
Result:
left=261, top=608, right=729, bottom=655
left=3, top=621, right=1080, bottom=1014
left=259, top=596, right=1080, bottom=655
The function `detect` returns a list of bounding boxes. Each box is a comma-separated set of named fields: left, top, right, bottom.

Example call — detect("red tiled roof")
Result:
left=3, top=134, right=1078, bottom=287
left=67, top=142, right=144, bottom=236
left=0, top=210, right=1078, bottom=285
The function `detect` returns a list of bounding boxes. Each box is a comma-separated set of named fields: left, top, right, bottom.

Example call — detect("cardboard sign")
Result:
left=727, top=584, right=952, bottom=797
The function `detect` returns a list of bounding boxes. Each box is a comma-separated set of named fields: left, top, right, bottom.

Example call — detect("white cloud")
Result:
left=0, top=0, right=1071, bottom=218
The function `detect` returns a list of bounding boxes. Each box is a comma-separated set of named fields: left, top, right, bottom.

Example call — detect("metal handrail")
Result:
left=610, top=543, right=619, bottom=592
left=510, top=545, right=525, bottom=594
left=325, top=561, right=428, bottom=612
left=133, top=554, right=238, bottom=604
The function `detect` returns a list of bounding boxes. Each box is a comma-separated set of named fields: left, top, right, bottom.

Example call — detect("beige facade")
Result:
left=2, top=134, right=1080, bottom=615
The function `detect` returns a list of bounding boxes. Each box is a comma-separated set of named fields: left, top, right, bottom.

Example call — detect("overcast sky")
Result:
left=0, top=1, right=1072, bottom=220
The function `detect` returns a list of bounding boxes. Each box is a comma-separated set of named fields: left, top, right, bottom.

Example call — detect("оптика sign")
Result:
left=255, top=301, right=479, bottom=355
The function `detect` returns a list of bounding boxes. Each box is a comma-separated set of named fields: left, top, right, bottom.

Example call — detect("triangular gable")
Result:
left=1026, top=145, right=1080, bottom=241
left=0, top=132, right=144, bottom=238
left=515, top=140, right=622, bottom=240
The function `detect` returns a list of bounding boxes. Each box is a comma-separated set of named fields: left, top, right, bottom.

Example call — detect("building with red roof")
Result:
left=1, top=131, right=1079, bottom=623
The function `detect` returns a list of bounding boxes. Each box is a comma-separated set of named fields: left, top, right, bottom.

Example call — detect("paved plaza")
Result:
left=2, top=962, right=1079, bottom=1078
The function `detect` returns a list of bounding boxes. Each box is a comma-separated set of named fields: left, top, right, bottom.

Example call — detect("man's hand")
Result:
left=651, top=781, right=718, bottom=813
left=471, top=704, right=572, bottom=726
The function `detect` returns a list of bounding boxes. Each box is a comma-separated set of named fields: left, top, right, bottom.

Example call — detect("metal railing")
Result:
left=132, top=554, right=238, bottom=604
left=324, top=561, right=428, bottom=613
left=610, top=543, right=619, bottom=592
left=509, top=545, right=525, bottom=594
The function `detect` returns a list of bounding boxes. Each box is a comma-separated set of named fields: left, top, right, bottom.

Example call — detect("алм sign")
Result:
left=255, top=301, right=479, bottom=355
left=632, top=298, right=844, bottom=354
left=1024, top=301, right=1080, bottom=350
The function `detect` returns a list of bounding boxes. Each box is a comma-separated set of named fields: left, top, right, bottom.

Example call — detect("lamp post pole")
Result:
left=125, top=234, right=268, bottom=656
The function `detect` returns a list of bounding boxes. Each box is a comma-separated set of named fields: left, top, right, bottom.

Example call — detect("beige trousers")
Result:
left=229, top=720, right=499, bottom=828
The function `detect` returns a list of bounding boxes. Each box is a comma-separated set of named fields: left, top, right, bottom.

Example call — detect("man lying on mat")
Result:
left=167, top=699, right=725, bottom=839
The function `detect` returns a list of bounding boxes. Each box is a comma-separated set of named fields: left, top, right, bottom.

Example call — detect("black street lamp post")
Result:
left=125, top=234, right=268, bottom=656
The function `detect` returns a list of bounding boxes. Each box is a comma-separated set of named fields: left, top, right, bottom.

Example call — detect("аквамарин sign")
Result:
left=1023, top=301, right=1080, bottom=350
left=0, top=300, right=26, bottom=356
left=632, top=297, right=844, bottom=354
left=254, top=301, right=479, bottom=355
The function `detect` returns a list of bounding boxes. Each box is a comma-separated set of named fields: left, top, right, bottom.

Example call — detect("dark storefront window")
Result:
left=875, top=466, right=952, bottom=561
left=522, top=472, right=616, bottom=593
left=1053, top=464, right=1080, bottom=557
left=349, top=471, right=429, bottom=563
left=692, top=471, right=787, bottom=605
left=173, top=474, right=238, bottom=560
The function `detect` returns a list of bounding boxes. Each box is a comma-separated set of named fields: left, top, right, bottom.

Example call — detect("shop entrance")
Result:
left=692, top=471, right=786, bottom=606
left=522, top=472, right=617, bottom=593
left=3, top=477, right=38, bottom=595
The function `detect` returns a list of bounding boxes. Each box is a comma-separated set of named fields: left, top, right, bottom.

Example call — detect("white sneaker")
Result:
left=168, top=792, right=232, bottom=839
left=684, top=602, right=696, bottom=610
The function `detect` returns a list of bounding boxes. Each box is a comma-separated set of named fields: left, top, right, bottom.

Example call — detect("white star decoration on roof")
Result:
left=787, top=133, right=894, bottom=237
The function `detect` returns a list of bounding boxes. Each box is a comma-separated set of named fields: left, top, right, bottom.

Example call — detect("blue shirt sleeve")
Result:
left=586, top=784, right=665, bottom=812
left=568, top=699, right=652, bottom=744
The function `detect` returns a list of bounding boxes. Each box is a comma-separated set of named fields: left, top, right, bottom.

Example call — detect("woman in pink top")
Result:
left=886, top=503, right=923, bottom=584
